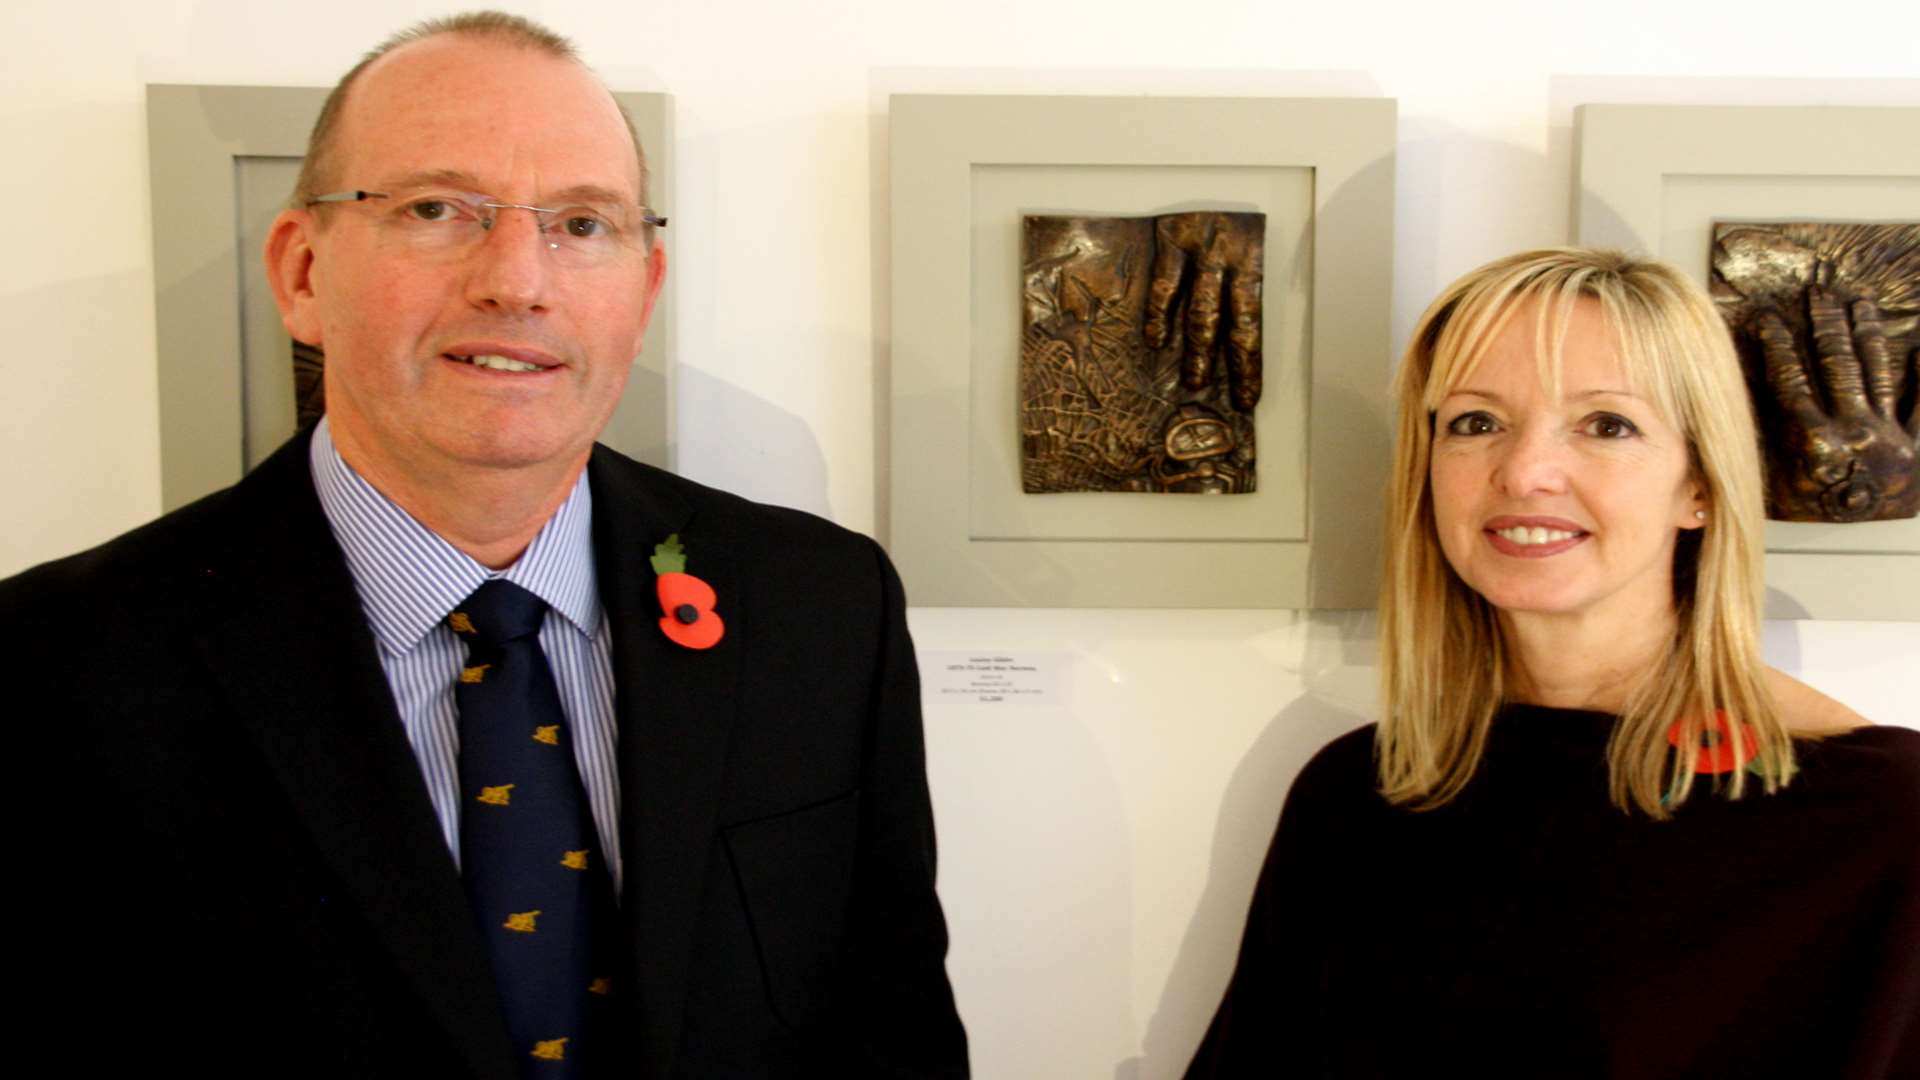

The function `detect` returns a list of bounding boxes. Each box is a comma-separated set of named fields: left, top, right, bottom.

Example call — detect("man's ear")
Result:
left=632, top=241, right=667, bottom=354
left=265, top=209, right=324, bottom=347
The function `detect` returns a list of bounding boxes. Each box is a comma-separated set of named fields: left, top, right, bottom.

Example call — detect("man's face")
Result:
left=270, top=35, right=664, bottom=483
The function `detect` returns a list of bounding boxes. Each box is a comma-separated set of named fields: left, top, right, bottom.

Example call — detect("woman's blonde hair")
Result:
left=1377, top=247, right=1787, bottom=817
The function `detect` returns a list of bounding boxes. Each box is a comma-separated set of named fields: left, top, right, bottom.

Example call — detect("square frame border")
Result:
left=966, top=164, right=1315, bottom=546
left=146, top=84, right=674, bottom=511
left=1574, top=103, right=1920, bottom=620
left=889, top=94, right=1396, bottom=608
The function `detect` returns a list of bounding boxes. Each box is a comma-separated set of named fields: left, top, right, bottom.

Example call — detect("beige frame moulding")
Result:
left=1575, top=103, right=1920, bottom=620
left=889, top=94, right=1396, bottom=608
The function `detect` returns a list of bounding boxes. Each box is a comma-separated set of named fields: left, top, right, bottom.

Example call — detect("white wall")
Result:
left=4, top=2, right=1916, bottom=1076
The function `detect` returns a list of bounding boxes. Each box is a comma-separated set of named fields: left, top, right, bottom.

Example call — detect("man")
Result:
left=3, top=12, right=966, bottom=1078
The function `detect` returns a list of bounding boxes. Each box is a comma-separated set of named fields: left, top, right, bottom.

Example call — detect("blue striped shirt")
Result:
left=308, top=418, right=623, bottom=892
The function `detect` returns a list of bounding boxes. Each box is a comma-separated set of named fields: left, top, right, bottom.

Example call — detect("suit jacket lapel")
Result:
left=590, top=448, right=746, bottom=1075
left=193, top=436, right=518, bottom=1080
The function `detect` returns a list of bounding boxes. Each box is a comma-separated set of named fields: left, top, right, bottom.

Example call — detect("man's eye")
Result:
left=550, top=210, right=621, bottom=241
left=1585, top=413, right=1639, bottom=439
left=1445, top=412, right=1498, bottom=436
left=404, top=199, right=457, bottom=223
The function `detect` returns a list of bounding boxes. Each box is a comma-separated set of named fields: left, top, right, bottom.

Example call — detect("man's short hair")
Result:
left=291, top=10, right=653, bottom=244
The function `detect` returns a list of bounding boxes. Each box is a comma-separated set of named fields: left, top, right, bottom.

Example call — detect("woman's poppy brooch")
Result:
left=650, top=534, right=724, bottom=650
left=1666, top=710, right=1757, bottom=775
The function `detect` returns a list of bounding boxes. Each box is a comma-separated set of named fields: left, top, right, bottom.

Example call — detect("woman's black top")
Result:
left=1187, top=705, right=1920, bottom=1079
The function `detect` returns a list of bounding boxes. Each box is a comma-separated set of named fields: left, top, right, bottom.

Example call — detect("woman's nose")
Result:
left=1491, top=422, right=1569, bottom=497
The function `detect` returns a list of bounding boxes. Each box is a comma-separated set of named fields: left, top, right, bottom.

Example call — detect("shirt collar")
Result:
left=308, top=417, right=602, bottom=656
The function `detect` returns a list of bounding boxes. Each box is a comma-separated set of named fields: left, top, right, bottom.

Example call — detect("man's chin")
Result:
left=436, top=432, right=595, bottom=476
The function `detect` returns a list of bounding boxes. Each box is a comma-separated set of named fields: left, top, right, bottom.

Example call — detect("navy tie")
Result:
left=451, top=580, right=619, bottom=1074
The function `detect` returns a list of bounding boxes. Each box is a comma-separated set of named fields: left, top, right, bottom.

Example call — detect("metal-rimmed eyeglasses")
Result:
left=307, top=188, right=667, bottom=268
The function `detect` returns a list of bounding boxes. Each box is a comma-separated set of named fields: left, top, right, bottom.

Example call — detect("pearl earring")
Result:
left=1694, top=510, right=1707, bottom=521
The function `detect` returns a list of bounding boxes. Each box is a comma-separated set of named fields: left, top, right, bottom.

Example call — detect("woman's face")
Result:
left=1428, top=299, right=1704, bottom=626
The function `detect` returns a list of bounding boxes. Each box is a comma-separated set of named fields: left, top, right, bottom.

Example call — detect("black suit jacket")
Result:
left=3, top=431, right=967, bottom=1078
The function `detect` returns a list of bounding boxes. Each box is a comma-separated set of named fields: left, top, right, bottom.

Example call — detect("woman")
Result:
left=1187, top=248, right=1919, bottom=1078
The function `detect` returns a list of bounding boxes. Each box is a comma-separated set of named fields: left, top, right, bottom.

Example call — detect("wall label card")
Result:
left=920, top=651, right=1068, bottom=705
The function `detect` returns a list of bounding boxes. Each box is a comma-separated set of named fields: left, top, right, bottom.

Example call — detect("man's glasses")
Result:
left=307, top=188, right=667, bottom=268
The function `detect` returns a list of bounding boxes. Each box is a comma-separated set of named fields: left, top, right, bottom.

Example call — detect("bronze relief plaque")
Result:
left=1021, top=211, right=1265, bottom=494
left=1711, top=222, right=1920, bottom=522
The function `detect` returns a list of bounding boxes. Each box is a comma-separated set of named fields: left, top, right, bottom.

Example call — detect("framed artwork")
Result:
left=1574, top=104, right=1919, bottom=620
left=889, top=95, right=1396, bottom=608
left=145, top=84, right=674, bottom=511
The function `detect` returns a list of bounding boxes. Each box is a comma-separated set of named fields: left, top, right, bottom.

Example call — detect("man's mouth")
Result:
left=447, top=353, right=550, bottom=373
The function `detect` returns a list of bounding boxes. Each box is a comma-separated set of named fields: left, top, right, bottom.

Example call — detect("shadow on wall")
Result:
left=1121, top=612, right=1374, bottom=1080
left=921, top=657, right=1138, bottom=1079
left=673, top=362, right=834, bottom=521
left=1760, top=599, right=1806, bottom=674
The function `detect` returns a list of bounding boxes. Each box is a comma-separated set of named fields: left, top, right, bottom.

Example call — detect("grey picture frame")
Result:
left=1574, top=103, right=1920, bottom=620
left=145, top=83, right=674, bottom=512
left=889, top=94, right=1396, bottom=608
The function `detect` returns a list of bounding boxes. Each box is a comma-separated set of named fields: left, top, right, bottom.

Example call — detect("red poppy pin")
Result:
left=1666, top=710, right=1756, bottom=775
left=651, top=534, right=724, bottom=650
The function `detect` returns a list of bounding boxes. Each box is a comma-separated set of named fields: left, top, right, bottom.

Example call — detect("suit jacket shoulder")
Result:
left=3, top=436, right=967, bottom=1078
left=573, top=444, right=971, bottom=1076
left=2, top=435, right=518, bottom=1078
left=585, top=442, right=885, bottom=580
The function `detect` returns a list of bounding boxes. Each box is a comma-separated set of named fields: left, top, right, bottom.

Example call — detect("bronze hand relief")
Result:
left=1753, top=292, right=1918, bottom=521
left=1711, top=223, right=1920, bottom=522
left=1021, top=211, right=1265, bottom=495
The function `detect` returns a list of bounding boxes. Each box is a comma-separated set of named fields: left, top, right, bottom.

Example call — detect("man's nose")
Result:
left=1492, top=422, right=1570, bottom=497
left=463, top=207, right=551, bottom=313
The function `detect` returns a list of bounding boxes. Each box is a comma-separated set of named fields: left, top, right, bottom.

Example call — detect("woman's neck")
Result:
left=1499, top=606, right=1680, bottom=713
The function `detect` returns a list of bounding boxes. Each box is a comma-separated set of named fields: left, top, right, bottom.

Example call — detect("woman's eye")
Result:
left=1585, top=413, right=1639, bottom=439
left=1445, top=412, right=1498, bottom=436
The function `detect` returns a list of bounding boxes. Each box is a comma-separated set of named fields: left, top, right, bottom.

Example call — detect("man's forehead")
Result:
left=335, top=34, right=642, bottom=198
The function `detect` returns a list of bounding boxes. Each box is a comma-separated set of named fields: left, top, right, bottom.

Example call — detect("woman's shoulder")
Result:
left=1282, top=723, right=1383, bottom=812
left=1766, top=667, right=1875, bottom=735
left=1769, top=669, right=1920, bottom=802
left=1299, top=722, right=1378, bottom=777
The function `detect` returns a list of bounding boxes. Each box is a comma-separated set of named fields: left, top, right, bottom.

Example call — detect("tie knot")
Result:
left=449, top=580, right=547, bottom=647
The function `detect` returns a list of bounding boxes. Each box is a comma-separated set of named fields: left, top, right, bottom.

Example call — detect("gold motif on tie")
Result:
left=461, top=664, right=491, bottom=684
left=561, top=849, right=589, bottom=870
left=448, top=612, right=476, bottom=634
left=530, top=1037, right=568, bottom=1060
left=476, top=784, right=515, bottom=806
left=504, top=910, right=541, bottom=933
left=588, top=977, right=612, bottom=995
left=533, top=724, right=560, bottom=745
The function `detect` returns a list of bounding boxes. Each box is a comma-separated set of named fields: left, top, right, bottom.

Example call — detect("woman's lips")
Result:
left=1483, top=516, right=1588, bottom=558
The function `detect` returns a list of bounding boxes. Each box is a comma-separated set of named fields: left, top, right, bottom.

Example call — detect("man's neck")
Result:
left=330, top=427, right=587, bottom=570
